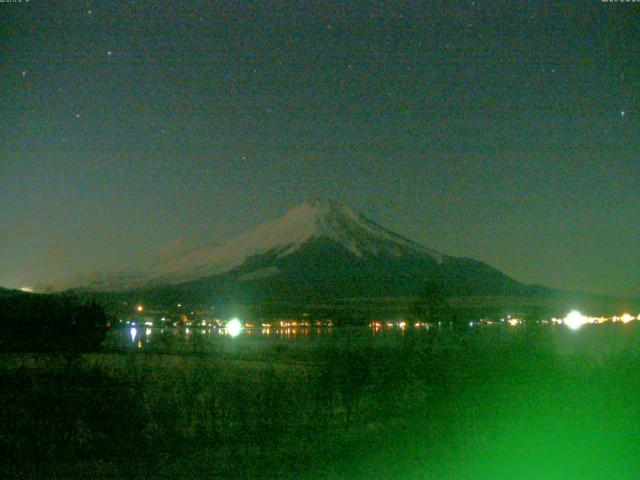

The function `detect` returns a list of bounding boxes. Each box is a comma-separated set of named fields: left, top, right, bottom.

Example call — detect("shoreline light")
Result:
left=620, top=313, right=634, bottom=324
left=226, top=318, right=242, bottom=337
left=563, top=310, right=589, bottom=330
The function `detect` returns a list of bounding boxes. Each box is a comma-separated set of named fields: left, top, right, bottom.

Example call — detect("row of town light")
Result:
left=369, top=312, right=640, bottom=331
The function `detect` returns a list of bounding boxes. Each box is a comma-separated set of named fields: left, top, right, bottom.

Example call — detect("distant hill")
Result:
left=0, top=287, right=30, bottom=298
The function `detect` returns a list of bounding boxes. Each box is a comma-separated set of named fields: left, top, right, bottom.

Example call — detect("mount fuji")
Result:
left=146, top=199, right=444, bottom=285
left=68, top=199, right=546, bottom=303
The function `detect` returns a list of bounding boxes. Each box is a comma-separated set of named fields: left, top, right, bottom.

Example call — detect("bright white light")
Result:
left=19, top=286, right=33, bottom=293
left=130, top=327, right=137, bottom=342
left=226, top=318, right=243, bottom=337
left=145, top=328, right=152, bottom=336
left=564, top=310, right=588, bottom=330
left=621, top=313, right=634, bottom=324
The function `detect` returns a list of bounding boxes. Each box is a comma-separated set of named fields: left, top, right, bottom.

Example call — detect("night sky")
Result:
left=1, top=1, right=639, bottom=296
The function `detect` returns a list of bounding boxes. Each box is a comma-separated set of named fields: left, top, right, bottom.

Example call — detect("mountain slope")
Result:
left=116, top=199, right=549, bottom=305
left=68, top=199, right=548, bottom=303
left=165, top=239, right=546, bottom=303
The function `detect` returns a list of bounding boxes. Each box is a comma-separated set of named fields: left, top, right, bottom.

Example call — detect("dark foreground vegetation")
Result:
left=0, top=291, right=108, bottom=353
left=2, top=324, right=640, bottom=479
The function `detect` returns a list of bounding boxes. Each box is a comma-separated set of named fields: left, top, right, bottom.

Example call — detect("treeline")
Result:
left=0, top=291, right=108, bottom=352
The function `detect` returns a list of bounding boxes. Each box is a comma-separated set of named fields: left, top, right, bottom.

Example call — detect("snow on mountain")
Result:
left=63, top=199, right=444, bottom=291
left=146, top=199, right=443, bottom=285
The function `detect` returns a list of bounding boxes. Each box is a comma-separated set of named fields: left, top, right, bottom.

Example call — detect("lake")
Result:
left=104, top=321, right=640, bottom=363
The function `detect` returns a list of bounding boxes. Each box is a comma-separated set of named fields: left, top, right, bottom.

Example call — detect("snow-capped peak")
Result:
left=63, top=200, right=443, bottom=290
left=145, top=199, right=442, bottom=285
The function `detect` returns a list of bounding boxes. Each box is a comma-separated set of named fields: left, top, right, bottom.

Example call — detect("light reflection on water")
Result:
left=105, top=322, right=640, bottom=359
left=109, top=324, right=386, bottom=352
left=111, top=320, right=631, bottom=353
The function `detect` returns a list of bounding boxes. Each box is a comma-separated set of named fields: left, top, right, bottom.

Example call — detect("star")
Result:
left=75, top=113, right=81, bottom=118
left=107, top=50, right=113, bottom=57
left=620, top=110, right=625, bottom=117
left=21, top=70, right=27, bottom=77
left=87, top=10, right=93, bottom=15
